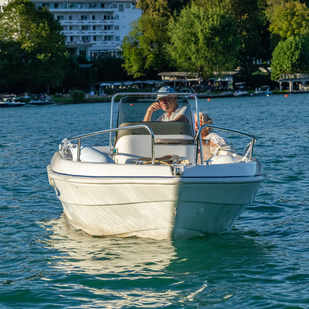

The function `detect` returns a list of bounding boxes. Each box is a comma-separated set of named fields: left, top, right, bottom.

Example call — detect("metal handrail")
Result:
left=65, top=124, right=155, bottom=165
left=195, top=124, right=257, bottom=165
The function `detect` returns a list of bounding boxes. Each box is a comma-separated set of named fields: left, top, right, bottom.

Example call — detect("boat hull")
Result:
left=48, top=165, right=264, bottom=239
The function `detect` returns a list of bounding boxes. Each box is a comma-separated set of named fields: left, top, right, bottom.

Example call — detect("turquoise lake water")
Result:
left=1, top=94, right=309, bottom=308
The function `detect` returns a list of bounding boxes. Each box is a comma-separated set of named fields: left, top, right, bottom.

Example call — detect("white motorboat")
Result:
left=233, top=90, right=249, bottom=97
left=47, top=92, right=266, bottom=239
left=0, top=97, right=25, bottom=107
left=251, top=86, right=273, bottom=96
left=27, top=99, right=54, bottom=106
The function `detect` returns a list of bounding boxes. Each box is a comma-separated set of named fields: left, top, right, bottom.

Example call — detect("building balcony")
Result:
left=67, top=41, right=93, bottom=47
left=50, top=8, right=116, bottom=13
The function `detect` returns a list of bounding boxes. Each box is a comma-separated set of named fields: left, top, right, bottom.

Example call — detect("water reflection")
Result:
left=42, top=216, right=272, bottom=308
left=44, top=215, right=177, bottom=275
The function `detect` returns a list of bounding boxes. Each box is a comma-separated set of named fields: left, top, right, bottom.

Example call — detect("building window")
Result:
left=115, top=26, right=119, bottom=30
left=104, top=36, right=113, bottom=41
left=81, top=26, right=89, bottom=31
left=93, top=36, right=96, bottom=41
left=118, top=4, right=124, bottom=11
left=112, top=4, right=117, bottom=8
left=54, top=3, right=58, bottom=8
left=57, top=15, right=64, bottom=20
left=93, top=25, right=96, bottom=30
left=115, top=36, right=120, bottom=41
left=125, top=4, right=130, bottom=8
left=114, top=15, right=119, bottom=20
left=69, top=26, right=73, bottom=30
left=68, top=3, right=74, bottom=8
left=103, top=15, right=111, bottom=20
left=68, top=15, right=72, bottom=20
left=82, top=36, right=89, bottom=42
left=42, top=3, right=50, bottom=8
left=104, top=25, right=112, bottom=31
left=77, top=3, right=82, bottom=9
left=70, top=36, right=73, bottom=42
left=80, top=15, right=87, bottom=20
left=92, top=15, right=95, bottom=20
left=88, top=3, right=96, bottom=8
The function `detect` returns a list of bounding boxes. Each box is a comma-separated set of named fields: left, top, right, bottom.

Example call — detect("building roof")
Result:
left=158, top=72, right=199, bottom=78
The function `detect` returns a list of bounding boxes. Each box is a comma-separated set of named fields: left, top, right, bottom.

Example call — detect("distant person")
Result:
left=194, top=112, right=227, bottom=161
left=143, top=86, right=190, bottom=122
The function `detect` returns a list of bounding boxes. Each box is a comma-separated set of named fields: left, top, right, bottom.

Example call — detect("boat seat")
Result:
left=71, top=146, right=115, bottom=163
left=115, top=121, right=194, bottom=143
left=209, top=155, right=238, bottom=165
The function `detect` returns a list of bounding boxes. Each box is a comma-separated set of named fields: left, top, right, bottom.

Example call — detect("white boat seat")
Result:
left=71, top=146, right=115, bottom=163
left=209, top=155, right=238, bottom=165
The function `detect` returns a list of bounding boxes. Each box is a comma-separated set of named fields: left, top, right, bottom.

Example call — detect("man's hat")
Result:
left=156, top=86, right=176, bottom=100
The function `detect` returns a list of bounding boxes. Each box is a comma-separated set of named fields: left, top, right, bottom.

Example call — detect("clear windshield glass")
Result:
left=117, top=95, right=193, bottom=125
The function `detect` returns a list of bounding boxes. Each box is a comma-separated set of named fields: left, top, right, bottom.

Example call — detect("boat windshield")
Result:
left=117, top=95, right=193, bottom=126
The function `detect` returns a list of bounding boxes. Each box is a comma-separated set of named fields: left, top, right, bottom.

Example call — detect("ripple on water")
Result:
left=0, top=96, right=309, bottom=308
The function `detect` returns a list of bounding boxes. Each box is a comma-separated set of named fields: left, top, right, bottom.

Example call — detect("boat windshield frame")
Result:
left=110, top=92, right=201, bottom=157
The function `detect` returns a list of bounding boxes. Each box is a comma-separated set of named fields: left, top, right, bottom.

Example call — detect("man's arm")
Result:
left=143, top=102, right=161, bottom=121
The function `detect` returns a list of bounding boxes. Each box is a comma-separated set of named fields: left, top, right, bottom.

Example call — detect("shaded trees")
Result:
left=123, top=0, right=271, bottom=79
left=269, top=1, right=309, bottom=79
left=168, top=4, right=240, bottom=78
left=122, top=0, right=172, bottom=78
left=271, top=34, right=309, bottom=80
left=122, top=0, right=192, bottom=78
left=0, top=0, right=68, bottom=93
left=269, top=1, right=309, bottom=39
left=229, top=0, right=270, bottom=74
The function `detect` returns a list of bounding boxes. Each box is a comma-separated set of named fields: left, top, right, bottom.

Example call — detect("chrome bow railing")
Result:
left=195, top=124, right=257, bottom=165
left=62, top=124, right=155, bottom=164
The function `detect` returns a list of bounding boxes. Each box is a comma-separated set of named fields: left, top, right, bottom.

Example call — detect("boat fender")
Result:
left=71, top=146, right=115, bottom=163
left=209, top=155, right=238, bottom=165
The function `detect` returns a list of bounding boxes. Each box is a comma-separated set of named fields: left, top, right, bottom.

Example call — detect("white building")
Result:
left=31, top=0, right=142, bottom=59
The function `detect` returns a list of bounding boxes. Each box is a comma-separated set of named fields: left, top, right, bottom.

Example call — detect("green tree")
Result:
left=137, top=0, right=191, bottom=14
left=267, top=0, right=309, bottom=15
left=167, top=4, right=240, bottom=78
left=122, top=14, right=171, bottom=77
left=122, top=0, right=190, bottom=78
left=184, top=0, right=270, bottom=76
left=0, top=0, right=68, bottom=92
left=269, top=1, right=309, bottom=39
left=271, top=34, right=309, bottom=80
left=229, top=0, right=269, bottom=73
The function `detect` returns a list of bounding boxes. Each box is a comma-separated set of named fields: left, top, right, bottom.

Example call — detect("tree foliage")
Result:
left=167, top=4, right=240, bottom=78
left=122, top=14, right=172, bottom=77
left=122, top=0, right=191, bottom=78
left=271, top=34, right=309, bottom=80
left=229, top=0, right=269, bottom=72
left=269, top=1, right=309, bottom=39
left=0, top=0, right=68, bottom=92
left=70, top=90, right=86, bottom=103
left=137, top=0, right=191, bottom=14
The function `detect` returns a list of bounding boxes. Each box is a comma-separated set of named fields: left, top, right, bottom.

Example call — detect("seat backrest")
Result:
left=115, top=121, right=194, bottom=144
